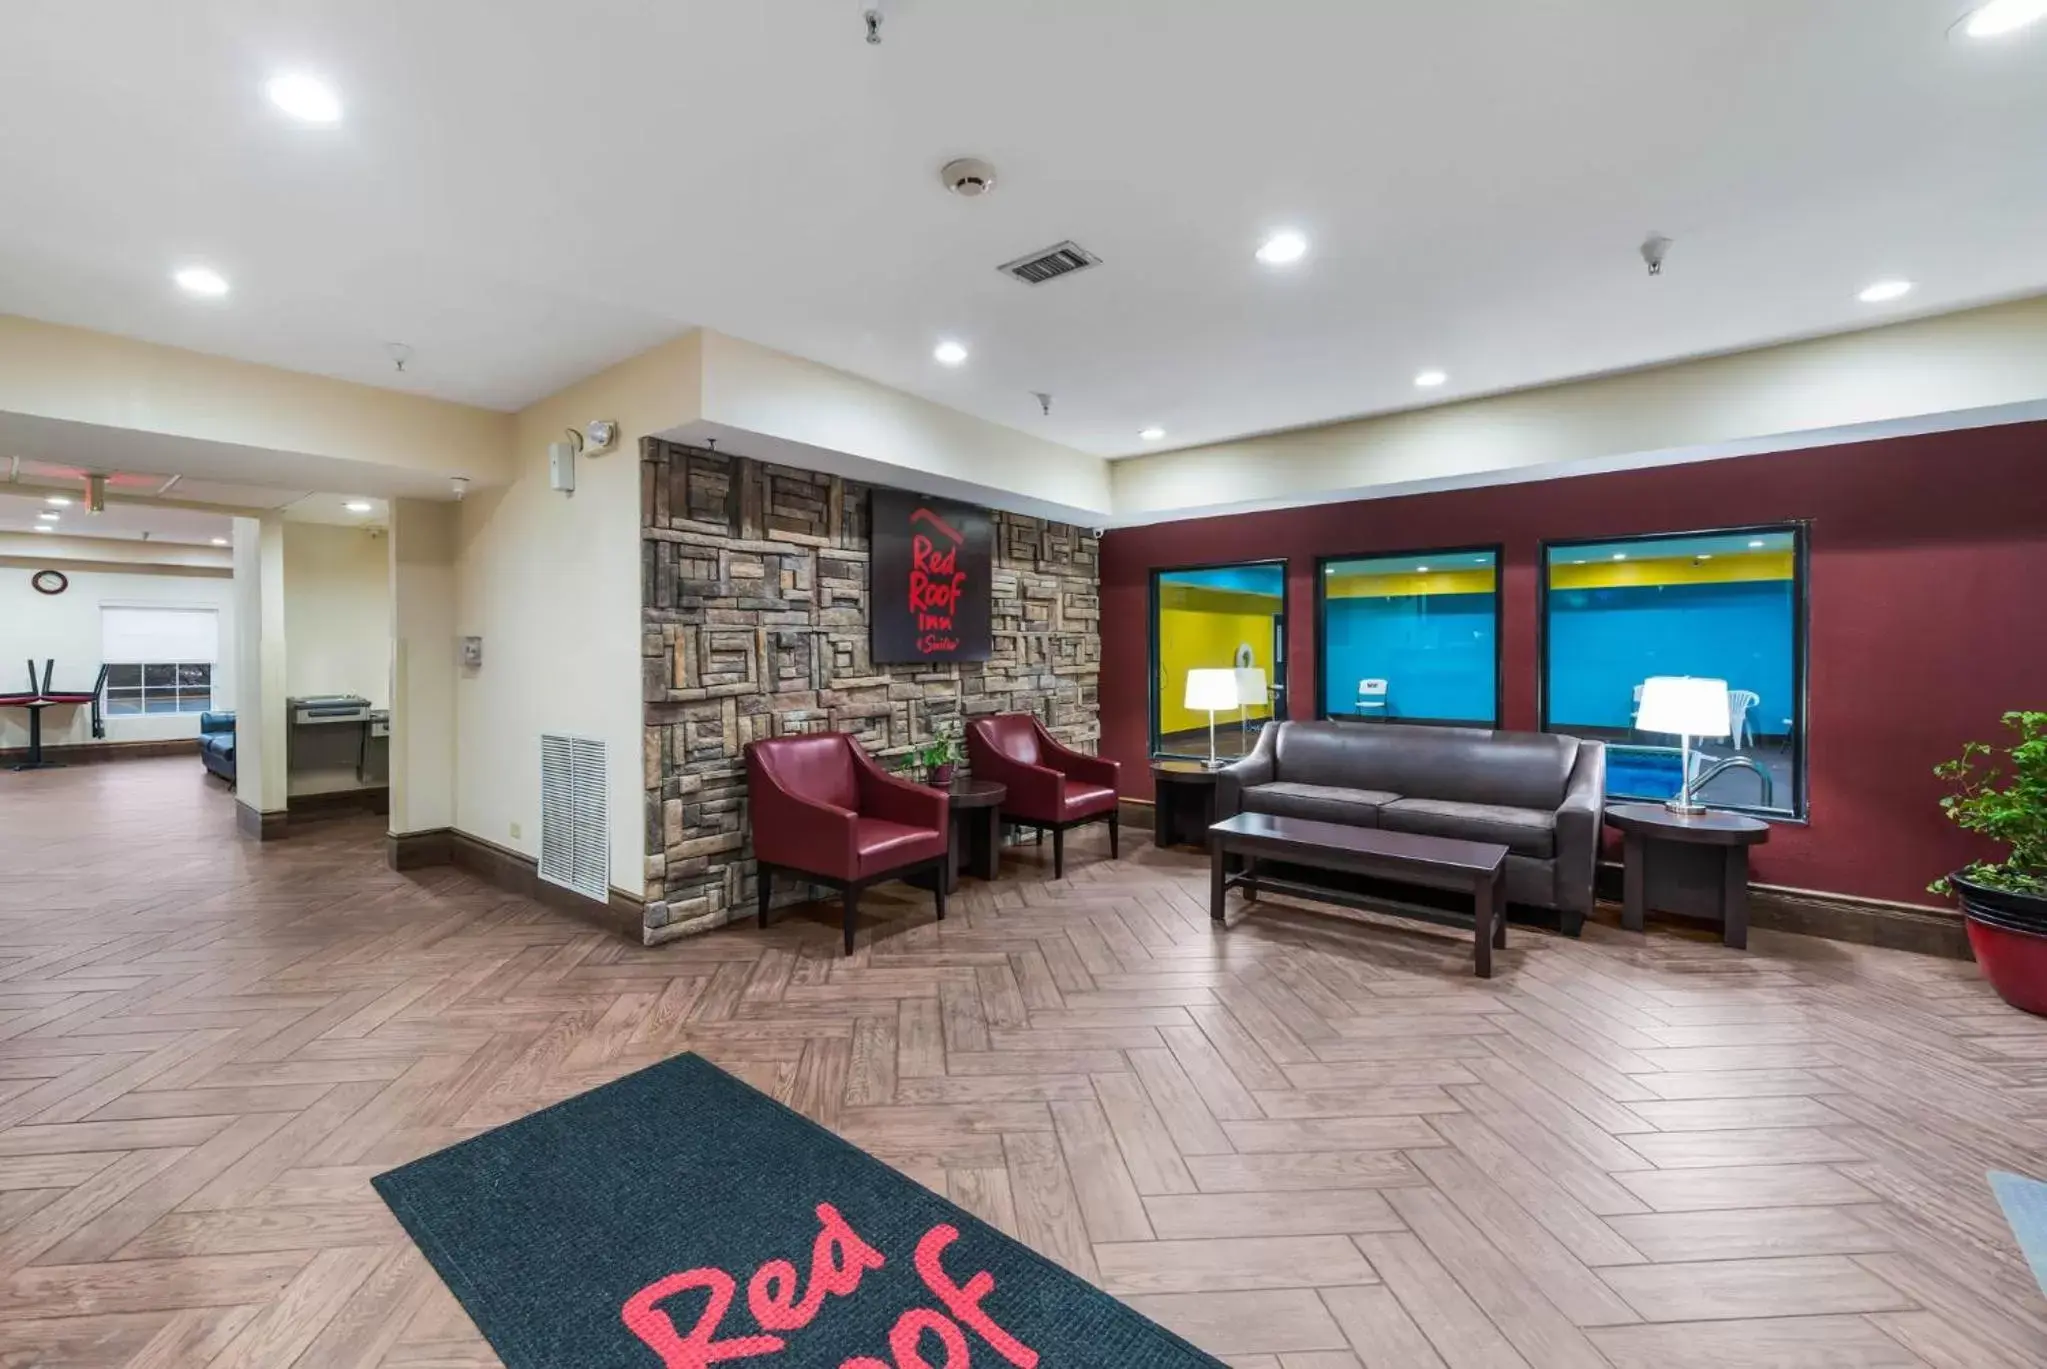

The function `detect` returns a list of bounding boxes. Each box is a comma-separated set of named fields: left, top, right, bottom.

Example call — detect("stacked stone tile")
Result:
left=641, top=439, right=1101, bottom=942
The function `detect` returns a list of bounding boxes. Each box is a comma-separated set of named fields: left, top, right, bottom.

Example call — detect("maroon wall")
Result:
left=1100, top=419, right=2047, bottom=906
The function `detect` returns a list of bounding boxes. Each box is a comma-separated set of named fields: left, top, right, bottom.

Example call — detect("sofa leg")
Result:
left=843, top=886, right=860, bottom=957
left=932, top=862, right=947, bottom=922
left=1107, top=811, right=1119, bottom=859
left=757, top=864, right=772, bottom=930
left=1052, top=826, right=1065, bottom=880
left=1559, top=909, right=1585, bottom=938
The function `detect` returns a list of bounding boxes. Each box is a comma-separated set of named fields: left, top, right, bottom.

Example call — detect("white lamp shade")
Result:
left=1635, top=676, right=1731, bottom=738
left=1184, top=668, right=1240, bottom=713
left=1233, top=667, right=1269, bottom=707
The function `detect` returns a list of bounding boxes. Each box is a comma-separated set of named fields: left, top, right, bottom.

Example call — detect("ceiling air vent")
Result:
left=998, top=241, right=1100, bottom=286
left=539, top=733, right=609, bottom=904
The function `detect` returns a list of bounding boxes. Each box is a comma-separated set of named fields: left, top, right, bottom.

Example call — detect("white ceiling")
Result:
left=0, top=489, right=230, bottom=546
left=1, top=1, right=2043, bottom=459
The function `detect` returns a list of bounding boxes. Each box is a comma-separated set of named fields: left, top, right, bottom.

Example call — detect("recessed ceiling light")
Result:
left=31, top=524, right=52, bottom=533
left=44, top=495, right=71, bottom=507
left=933, top=340, right=968, bottom=367
left=1961, top=0, right=2047, bottom=37
left=36, top=511, right=58, bottom=521
left=1612, top=552, right=1628, bottom=561
left=1858, top=279, right=1913, bottom=303
left=1415, top=566, right=1431, bottom=573
left=343, top=500, right=373, bottom=513
left=1698, top=553, right=1714, bottom=561
left=211, top=537, right=230, bottom=546
left=1139, top=427, right=1166, bottom=442
left=174, top=266, right=229, bottom=297
left=1255, top=231, right=1308, bottom=266
left=1413, top=370, right=1448, bottom=388
left=1748, top=538, right=1766, bottom=548
left=266, top=73, right=343, bottom=124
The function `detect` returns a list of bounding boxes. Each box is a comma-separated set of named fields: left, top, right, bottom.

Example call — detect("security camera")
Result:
left=1087, top=526, right=1106, bottom=538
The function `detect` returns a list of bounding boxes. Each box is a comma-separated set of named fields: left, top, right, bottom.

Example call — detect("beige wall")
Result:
left=455, top=332, right=703, bottom=899
left=0, top=560, right=235, bottom=751
left=1111, top=294, right=2047, bottom=521
left=283, top=523, right=392, bottom=707
left=389, top=499, right=457, bottom=836
left=230, top=516, right=288, bottom=814
left=0, top=314, right=512, bottom=488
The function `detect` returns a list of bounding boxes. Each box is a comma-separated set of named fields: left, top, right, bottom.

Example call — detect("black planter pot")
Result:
left=1951, top=869, right=2047, bottom=929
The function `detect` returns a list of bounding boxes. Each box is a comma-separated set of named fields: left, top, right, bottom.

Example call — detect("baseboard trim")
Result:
left=385, top=828, right=453, bottom=870
left=445, top=829, right=644, bottom=941
left=1749, top=882, right=1969, bottom=960
left=287, top=787, right=390, bottom=819
left=0, top=738, right=199, bottom=765
left=1596, top=860, right=1968, bottom=960
left=234, top=801, right=288, bottom=841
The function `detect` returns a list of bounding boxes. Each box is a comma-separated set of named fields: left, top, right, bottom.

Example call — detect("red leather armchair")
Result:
left=966, top=713, right=1121, bottom=879
left=745, top=733, right=949, bottom=955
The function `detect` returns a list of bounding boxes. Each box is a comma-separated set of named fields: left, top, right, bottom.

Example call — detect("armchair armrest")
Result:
left=1552, top=739, right=1606, bottom=915
left=854, top=748, right=948, bottom=833
left=745, top=748, right=858, bottom=876
left=966, top=727, right=1065, bottom=813
left=1214, top=723, right=1278, bottom=820
left=1041, top=732, right=1119, bottom=789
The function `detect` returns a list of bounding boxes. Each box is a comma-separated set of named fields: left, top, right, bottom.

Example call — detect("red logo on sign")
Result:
left=907, top=507, right=968, bottom=656
left=621, top=1204, right=1040, bottom=1369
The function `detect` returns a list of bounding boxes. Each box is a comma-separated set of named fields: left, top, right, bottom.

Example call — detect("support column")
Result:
left=387, top=498, right=457, bottom=868
left=230, top=515, right=289, bottom=838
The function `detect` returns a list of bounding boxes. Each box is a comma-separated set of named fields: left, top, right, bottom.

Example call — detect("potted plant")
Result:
left=913, top=723, right=964, bottom=788
left=1931, top=710, right=2047, bottom=1016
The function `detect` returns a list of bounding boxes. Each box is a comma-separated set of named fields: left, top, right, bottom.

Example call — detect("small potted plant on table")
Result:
left=1932, top=710, right=2047, bottom=1016
left=913, top=722, right=964, bottom=788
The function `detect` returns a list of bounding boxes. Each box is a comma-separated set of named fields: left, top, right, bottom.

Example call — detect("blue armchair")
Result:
left=199, top=711, right=236, bottom=783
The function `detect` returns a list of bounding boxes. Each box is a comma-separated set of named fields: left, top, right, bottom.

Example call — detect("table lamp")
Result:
left=1183, top=669, right=1241, bottom=770
left=1635, top=675, right=1731, bottom=815
left=1233, top=666, right=1269, bottom=748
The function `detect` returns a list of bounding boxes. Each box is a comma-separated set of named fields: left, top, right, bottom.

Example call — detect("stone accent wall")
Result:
left=640, top=439, right=1101, bottom=942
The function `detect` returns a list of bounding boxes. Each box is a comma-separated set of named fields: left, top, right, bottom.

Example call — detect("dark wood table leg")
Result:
left=1492, top=876, right=1507, bottom=950
left=1473, top=872, right=1495, bottom=978
left=1622, top=832, right=1647, bottom=933
left=1154, top=789, right=1173, bottom=847
left=1722, top=847, right=1750, bottom=950
left=1243, top=855, right=1259, bottom=903
left=966, top=806, right=1000, bottom=880
left=1209, top=840, right=1227, bottom=924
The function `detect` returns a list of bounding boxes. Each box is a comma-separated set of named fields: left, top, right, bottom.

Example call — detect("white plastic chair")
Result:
left=1355, top=678, right=1388, bottom=716
left=1727, top=690, right=1759, bottom=749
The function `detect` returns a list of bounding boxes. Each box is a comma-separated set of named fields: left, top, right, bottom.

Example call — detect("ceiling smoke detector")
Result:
left=940, top=158, right=997, bottom=198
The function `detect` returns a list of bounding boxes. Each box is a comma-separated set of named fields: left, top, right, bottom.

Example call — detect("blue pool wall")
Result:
left=1546, top=581, right=1795, bottom=732
left=1322, top=592, right=1498, bottom=722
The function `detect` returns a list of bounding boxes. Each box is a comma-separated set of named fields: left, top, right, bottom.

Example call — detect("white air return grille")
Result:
left=539, top=734, right=609, bottom=903
left=998, top=240, right=1100, bottom=285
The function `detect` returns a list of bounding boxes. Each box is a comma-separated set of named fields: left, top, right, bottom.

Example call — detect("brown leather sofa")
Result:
left=1215, top=721, right=1605, bottom=934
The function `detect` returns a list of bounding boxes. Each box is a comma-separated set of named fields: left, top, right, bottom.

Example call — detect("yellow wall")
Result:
left=1326, top=567, right=1497, bottom=599
left=1157, top=594, right=1279, bottom=736
left=1549, top=551, right=1792, bottom=590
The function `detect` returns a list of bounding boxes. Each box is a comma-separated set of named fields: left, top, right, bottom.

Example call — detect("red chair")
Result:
left=966, top=714, right=1121, bottom=879
left=745, top=733, right=949, bottom=955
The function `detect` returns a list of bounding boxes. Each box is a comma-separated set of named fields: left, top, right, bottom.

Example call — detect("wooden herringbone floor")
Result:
left=4, top=759, right=2046, bottom=1367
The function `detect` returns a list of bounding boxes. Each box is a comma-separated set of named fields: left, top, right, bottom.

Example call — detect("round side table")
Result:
left=1152, top=760, right=1223, bottom=850
left=1604, top=803, right=1770, bottom=949
left=945, top=778, right=1008, bottom=890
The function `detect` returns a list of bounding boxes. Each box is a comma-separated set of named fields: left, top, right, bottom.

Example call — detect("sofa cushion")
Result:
left=1378, top=797, right=1556, bottom=858
left=1243, top=781, right=1401, bottom=827
left=1273, top=721, right=1579, bottom=811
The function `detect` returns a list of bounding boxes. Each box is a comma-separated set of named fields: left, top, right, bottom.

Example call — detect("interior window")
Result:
left=1151, top=562, right=1288, bottom=760
left=1318, top=548, right=1500, bottom=726
left=1542, top=527, right=1805, bottom=817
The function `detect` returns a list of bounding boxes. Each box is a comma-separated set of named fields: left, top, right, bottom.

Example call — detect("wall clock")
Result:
left=30, top=569, right=68, bottom=596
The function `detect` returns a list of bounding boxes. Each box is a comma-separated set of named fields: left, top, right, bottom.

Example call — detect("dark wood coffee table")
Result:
left=1151, top=760, right=1222, bottom=850
left=1604, top=803, right=1770, bottom=949
left=944, top=778, right=1007, bottom=891
left=1208, top=812, right=1511, bottom=977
